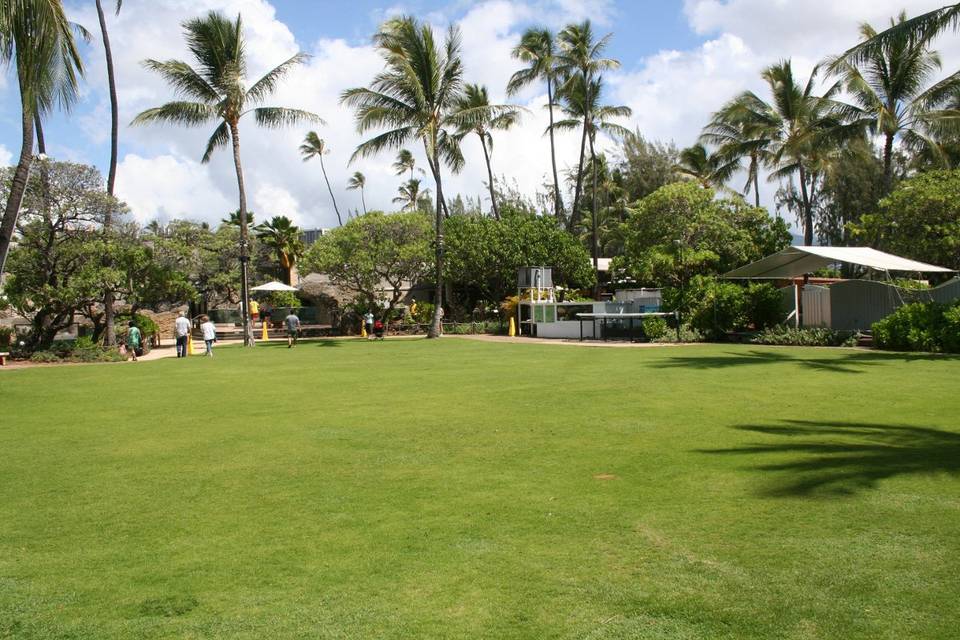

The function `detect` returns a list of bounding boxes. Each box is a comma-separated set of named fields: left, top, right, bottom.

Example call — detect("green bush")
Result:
left=745, top=283, right=785, bottom=329
left=411, top=301, right=435, bottom=325
left=689, top=280, right=747, bottom=338
left=0, top=326, right=12, bottom=348
left=116, top=312, right=159, bottom=342
left=751, top=326, right=859, bottom=347
left=872, top=301, right=960, bottom=353
left=641, top=317, right=668, bottom=340
left=265, top=291, right=299, bottom=308
left=30, top=350, right=61, bottom=363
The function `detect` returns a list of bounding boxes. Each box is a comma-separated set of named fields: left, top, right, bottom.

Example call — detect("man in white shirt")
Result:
left=174, top=311, right=191, bottom=358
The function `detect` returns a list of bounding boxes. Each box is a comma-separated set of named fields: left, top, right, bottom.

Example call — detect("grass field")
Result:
left=1, top=338, right=959, bottom=639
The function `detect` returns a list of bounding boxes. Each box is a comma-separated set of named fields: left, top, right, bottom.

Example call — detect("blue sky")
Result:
left=0, top=0, right=955, bottom=230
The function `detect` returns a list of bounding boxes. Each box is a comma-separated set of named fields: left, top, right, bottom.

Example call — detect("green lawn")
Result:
left=1, top=339, right=959, bottom=639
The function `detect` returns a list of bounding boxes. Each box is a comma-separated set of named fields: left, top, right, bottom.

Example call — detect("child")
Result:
left=200, top=314, right=217, bottom=356
left=126, top=320, right=142, bottom=362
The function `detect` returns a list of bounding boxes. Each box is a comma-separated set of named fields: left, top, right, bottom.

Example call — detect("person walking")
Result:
left=200, top=315, right=217, bottom=357
left=364, top=310, right=374, bottom=341
left=174, top=311, right=191, bottom=358
left=285, top=310, right=301, bottom=348
left=126, top=321, right=142, bottom=362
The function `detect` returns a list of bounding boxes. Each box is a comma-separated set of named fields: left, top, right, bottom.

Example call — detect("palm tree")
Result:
left=842, top=4, right=960, bottom=66
left=255, top=215, right=303, bottom=284
left=341, top=16, right=468, bottom=338
left=392, top=149, right=420, bottom=180
left=221, top=209, right=255, bottom=229
left=453, top=84, right=522, bottom=220
left=551, top=74, right=630, bottom=286
left=555, top=21, right=621, bottom=232
left=132, top=11, right=320, bottom=346
left=700, top=103, right=774, bottom=207
left=95, top=0, right=122, bottom=345
left=0, top=0, right=85, bottom=275
left=674, top=143, right=740, bottom=190
left=826, top=12, right=960, bottom=192
left=719, top=61, right=863, bottom=245
left=393, top=178, right=429, bottom=211
left=300, top=132, right=343, bottom=226
left=508, top=27, right=564, bottom=219
left=347, top=171, right=367, bottom=215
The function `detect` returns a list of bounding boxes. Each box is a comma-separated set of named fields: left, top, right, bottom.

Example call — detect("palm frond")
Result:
left=250, top=107, right=323, bottom=129
left=201, top=120, right=230, bottom=163
left=131, top=101, right=217, bottom=127
left=246, top=52, right=309, bottom=105
left=142, top=59, right=220, bottom=102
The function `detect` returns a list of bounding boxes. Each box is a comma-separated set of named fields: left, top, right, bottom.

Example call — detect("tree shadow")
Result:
left=652, top=349, right=951, bottom=374
left=255, top=339, right=341, bottom=348
left=699, top=420, right=960, bottom=497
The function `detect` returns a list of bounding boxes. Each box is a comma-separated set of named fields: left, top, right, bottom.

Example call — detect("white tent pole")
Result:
left=794, top=282, right=800, bottom=329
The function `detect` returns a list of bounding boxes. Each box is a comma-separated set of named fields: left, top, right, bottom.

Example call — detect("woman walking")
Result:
left=200, top=315, right=217, bottom=357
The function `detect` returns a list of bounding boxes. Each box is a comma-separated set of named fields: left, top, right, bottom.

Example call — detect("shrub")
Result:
left=0, top=326, right=12, bottom=348
left=752, top=326, right=859, bottom=347
left=942, top=305, right=960, bottom=353
left=29, top=350, right=61, bottom=363
left=688, top=280, right=747, bottom=338
left=872, top=301, right=960, bottom=353
left=411, top=301, right=435, bottom=325
left=641, top=317, right=668, bottom=340
left=745, top=283, right=785, bottom=330
left=265, top=291, right=299, bottom=308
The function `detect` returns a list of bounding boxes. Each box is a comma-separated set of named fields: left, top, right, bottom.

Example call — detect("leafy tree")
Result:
left=255, top=215, right=304, bottom=284
left=453, top=84, right=522, bottom=220
left=508, top=27, right=563, bottom=218
left=816, top=139, right=891, bottom=247
left=826, top=11, right=960, bottom=191
left=300, top=211, right=433, bottom=320
left=0, top=0, right=85, bottom=275
left=614, top=182, right=791, bottom=305
left=614, top=130, right=681, bottom=201
left=300, top=132, right=342, bottom=225
left=701, top=103, right=772, bottom=207
left=132, top=10, right=319, bottom=346
left=347, top=171, right=367, bottom=215
left=443, top=209, right=595, bottom=310
left=674, top=143, right=739, bottom=191
left=393, top=178, right=430, bottom=212
left=851, top=169, right=960, bottom=270
left=392, top=149, right=421, bottom=181
left=341, top=15, right=469, bottom=338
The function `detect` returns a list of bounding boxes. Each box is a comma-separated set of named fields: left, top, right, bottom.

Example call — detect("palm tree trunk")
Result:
left=425, top=138, right=444, bottom=339
left=479, top=134, right=500, bottom=220
left=547, top=75, right=563, bottom=219
left=319, top=154, right=342, bottom=226
left=361, top=188, right=367, bottom=215
left=0, top=107, right=35, bottom=276
left=228, top=121, right=255, bottom=347
left=589, top=134, right=599, bottom=299
left=798, top=164, right=813, bottom=246
left=96, top=0, right=120, bottom=346
left=568, top=115, right=589, bottom=232
left=882, top=132, right=894, bottom=195
left=751, top=156, right=760, bottom=208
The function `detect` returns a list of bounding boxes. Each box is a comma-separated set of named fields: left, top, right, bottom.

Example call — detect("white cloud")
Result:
left=0, top=144, right=12, bottom=167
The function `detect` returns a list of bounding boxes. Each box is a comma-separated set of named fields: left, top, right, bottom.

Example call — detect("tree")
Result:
left=300, top=132, right=343, bottom=226
left=300, top=212, right=433, bottom=320
left=255, top=215, right=304, bottom=284
left=826, top=11, right=960, bottom=192
left=851, top=169, right=960, bottom=271
left=700, top=108, right=771, bottom=207
left=614, top=182, right=791, bottom=304
left=615, top=130, right=681, bottom=201
left=346, top=171, right=367, bottom=215
left=555, top=20, right=621, bottom=229
left=508, top=27, right=564, bottom=218
left=674, top=143, right=739, bottom=191
left=94, top=0, right=122, bottom=345
left=1, top=161, right=120, bottom=350
left=0, top=0, right=85, bottom=275
left=842, top=4, right=960, bottom=67
left=132, top=11, right=319, bottom=346
left=443, top=209, right=595, bottom=310
left=393, top=178, right=430, bottom=212
left=392, top=149, right=421, bottom=181
left=341, top=15, right=469, bottom=338
left=454, top=84, right=522, bottom=220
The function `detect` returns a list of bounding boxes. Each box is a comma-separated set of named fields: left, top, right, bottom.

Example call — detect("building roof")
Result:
left=724, top=246, right=954, bottom=279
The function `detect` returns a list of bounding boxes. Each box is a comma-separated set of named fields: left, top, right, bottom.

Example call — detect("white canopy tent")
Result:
left=250, top=281, right=299, bottom=292
left=724, top=246, right=954, bottom=279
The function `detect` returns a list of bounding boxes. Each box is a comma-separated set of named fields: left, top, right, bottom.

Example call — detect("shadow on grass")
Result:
left=652, top=349, right=953, bottom=374
left=699, top=419, right=960, bottom=497
left=255, top=339, right=341, bottom=348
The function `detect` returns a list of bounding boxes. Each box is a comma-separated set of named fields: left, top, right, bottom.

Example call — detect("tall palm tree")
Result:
left=392, top=149, right=419, bottom=180
left=255, top=215, right=303, bottom=284
left=555, top=21, right=621, bottom=232
left=222, top=209, right=255, bottom=229
left=551, top=74, right=630, bottom=285
left=0, top=0, right=85, bottom=275
left=346, top=171, right=367, bottom=215
left=508, top=27, right=563, bottom=218
left=826, top=12, right=960, bottom=192
left=95, top=0, right=122, bottom=345
left=719, top=61, right=863, bottom=245
left=393, top=178, right=428, bottom=211
left=300, top=132, right=343, bottom=226
left=341, top=15, right=468, bottom=338
left=700, top=103, right=774, bottom=207
left=132, top=11, right=320, bottom=346
left=453, top=84, right=521, bottom=220
left=674, top=143, right=740, bottom=190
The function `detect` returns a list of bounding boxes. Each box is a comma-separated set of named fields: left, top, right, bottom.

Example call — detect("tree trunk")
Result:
left=425, top=138, right=444, bottom=339
left=568, top=114, right=589, bottom=232
left=547, top=76, right=563, bottom=219
left=96, top=0, right=120, bottom=346
left=479, top=133, right=500, bottom=220
left=228, top=121, right=255, bottom=347
left=319, top=154, right=342, bottom=226
left=589, top=134, right=600, bottom=299
left=751, top=156, right=760, bottom=208
left=360, top=188, right=367, bottom=215
left=882, top=132, right=894, bottom=195
left=798, top=164, right=813, bottom=246
left=0, top=108, right=35, bottom=276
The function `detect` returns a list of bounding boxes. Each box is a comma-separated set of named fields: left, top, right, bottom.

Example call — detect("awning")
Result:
left=724, top=246, right=954, bottom=279
left=250, top=281, right=299, bottom=292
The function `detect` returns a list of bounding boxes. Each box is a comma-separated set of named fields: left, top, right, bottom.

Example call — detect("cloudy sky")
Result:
left=0, top=0, right=956, bottom=231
